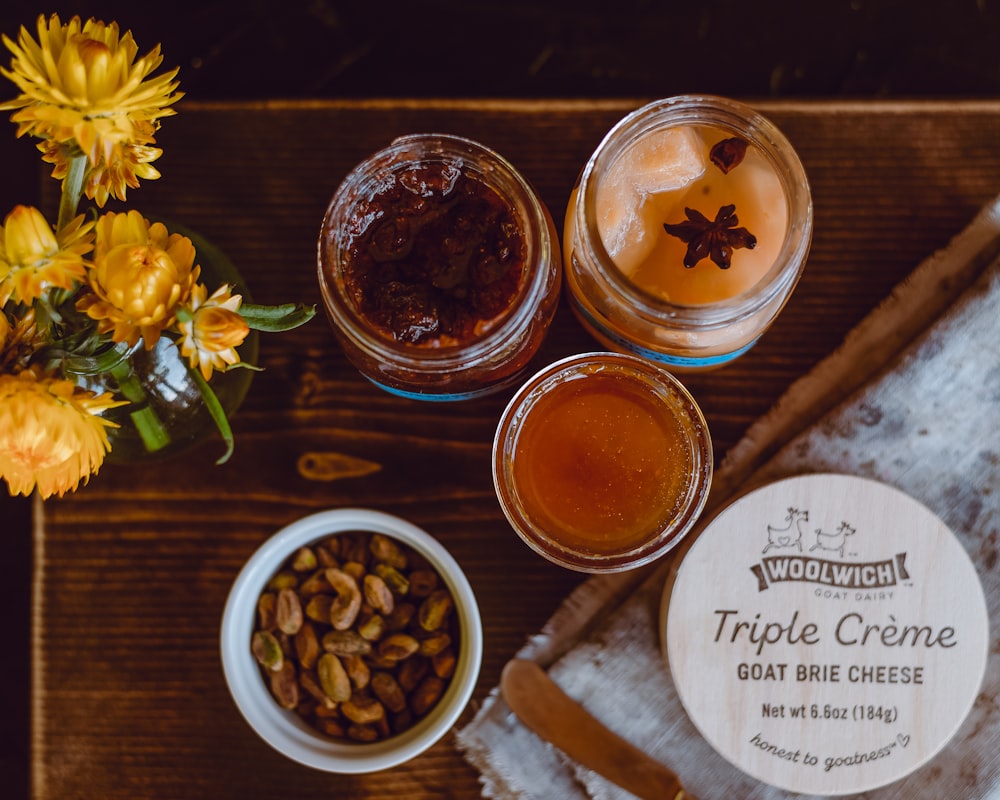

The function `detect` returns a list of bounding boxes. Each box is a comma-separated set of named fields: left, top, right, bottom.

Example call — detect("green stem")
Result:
left=190, top=366, right=235, bottom=465
left=108, top=359, right=172, bottom=454
left=57, top=154, right=89, bottom=229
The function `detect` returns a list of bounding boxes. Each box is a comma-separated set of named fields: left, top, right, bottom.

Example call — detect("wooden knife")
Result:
left=500, top=658, right=695, bottom=800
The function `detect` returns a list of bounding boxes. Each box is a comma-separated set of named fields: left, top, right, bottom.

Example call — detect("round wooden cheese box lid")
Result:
left=663, top=473, right=989, bottom=796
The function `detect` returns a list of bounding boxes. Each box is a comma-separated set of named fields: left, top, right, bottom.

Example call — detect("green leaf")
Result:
left=239, top=302, right=316, bottom=332
left=190, top=367, right=235, bottom=465
left=225, top=361, right=264, bottom=372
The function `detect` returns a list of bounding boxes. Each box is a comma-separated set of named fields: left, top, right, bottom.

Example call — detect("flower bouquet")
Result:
left=0, top=14, right=314, bottom=499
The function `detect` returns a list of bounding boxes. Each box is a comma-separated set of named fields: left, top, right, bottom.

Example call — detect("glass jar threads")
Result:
left=563, top=95, right=813, bottom=371
left=318, top=134, right=561, bottom=400
left=493, top=352, right=713, bottom=572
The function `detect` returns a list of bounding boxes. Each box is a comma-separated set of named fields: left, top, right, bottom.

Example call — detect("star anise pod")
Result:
left=662, top=204, right=757, bottom=270
left=709, top=137, right=748, bottom=173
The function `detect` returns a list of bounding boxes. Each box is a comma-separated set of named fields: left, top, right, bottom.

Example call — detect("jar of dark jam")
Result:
left=318, top=134, right=561, bottom=400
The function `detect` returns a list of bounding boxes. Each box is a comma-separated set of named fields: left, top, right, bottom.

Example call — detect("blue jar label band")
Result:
left=365, top=368, right=526, bottom=402
left=571, top=297, right=759, bottom=369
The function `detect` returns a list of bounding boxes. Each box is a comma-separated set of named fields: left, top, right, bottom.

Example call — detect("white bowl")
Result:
left=220, top=508, right=483, bottom=773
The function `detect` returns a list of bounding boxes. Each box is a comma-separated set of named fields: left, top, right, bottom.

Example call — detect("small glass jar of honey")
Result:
left=493, top=352, right=713, bottom=572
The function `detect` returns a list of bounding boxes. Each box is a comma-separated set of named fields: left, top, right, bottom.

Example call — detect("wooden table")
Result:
left=31, top=99, right=1000, bottom=799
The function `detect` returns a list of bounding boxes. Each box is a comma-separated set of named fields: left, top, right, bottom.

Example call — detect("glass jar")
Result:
left=318, top=134, right=561, bottom=401
left=564, top=95, right=813, bottom=371
left=64, top=336, right=255, bottom=462
left=62, top=225, right=258, bottom=462
left=493, top=352, right=713, bottom=572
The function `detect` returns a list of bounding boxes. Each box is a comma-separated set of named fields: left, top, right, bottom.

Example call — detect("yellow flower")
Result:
left=0, top=14, right=182, bottom=205
left=0, top=309, right=10, bottom=366
left=0, top=306, right=42, bottom=372
left=176, top=283, right=249, bottom=380
left=0, top=205, right=93, bottom=305
left=78, top=210, right=199, bottom=348
left=37, top=133, right=163, bottom=207
left=0, top=367, right=126, bottom=499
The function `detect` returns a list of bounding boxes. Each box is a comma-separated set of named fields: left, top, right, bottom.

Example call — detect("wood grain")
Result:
left=33, top=99, right=1000, bottom=799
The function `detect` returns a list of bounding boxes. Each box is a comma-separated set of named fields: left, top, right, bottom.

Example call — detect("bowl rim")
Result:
left=219, top=507, right=484, bottom=773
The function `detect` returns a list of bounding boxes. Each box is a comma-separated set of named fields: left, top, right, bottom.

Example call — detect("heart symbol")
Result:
left=897, top=734, right=910, bottom=748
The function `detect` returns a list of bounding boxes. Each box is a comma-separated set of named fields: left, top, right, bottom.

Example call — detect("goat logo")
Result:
left=753, top=511, right=908, bottom=591
left=762, top=509, right=858, bottom=559
left=762, top=507, right=809, bottom=553
left=809, top=522, right=857, bottom=558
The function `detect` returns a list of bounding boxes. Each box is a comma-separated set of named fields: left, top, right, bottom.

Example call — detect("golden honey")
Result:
left=493, top=353, right=712, bottom=572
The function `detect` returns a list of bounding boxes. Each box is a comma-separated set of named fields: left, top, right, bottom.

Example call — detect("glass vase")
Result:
left=63, top=226, right=259, bottom=462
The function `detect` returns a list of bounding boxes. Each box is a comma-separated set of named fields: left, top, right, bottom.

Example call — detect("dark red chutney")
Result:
left=342, top=162, right=526, bottom=345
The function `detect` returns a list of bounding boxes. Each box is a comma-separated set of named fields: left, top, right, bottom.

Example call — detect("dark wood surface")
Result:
left=6, top=0, right=1000, bottom=101
left=29, top=99, right=1000, bottom=798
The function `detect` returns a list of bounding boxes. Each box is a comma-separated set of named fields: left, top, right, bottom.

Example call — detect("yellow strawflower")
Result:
left=0, top=13, right=182, bottom=205
left=0, top=309, right=10, bottom=368
left=0, top=366, right=126, bottom=498
left=37, top=134, right=164, bottom=208
left=0, top=306, right=41, bottom=372
left=0, top=205, right=92, bottom=305
left=176, top=283, right=250, bottom=380
left=78, top=210, right=199, bottom=348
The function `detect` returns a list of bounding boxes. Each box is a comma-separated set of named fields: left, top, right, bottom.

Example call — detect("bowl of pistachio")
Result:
left=220, top=508, right=483, bottom=772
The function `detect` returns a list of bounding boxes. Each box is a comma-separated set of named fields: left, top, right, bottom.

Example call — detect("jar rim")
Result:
left=61, top=338, right=141, bottom=376
left=318, top=133, right=555, bottom=370
left=575, top=95, right=813, bottom=331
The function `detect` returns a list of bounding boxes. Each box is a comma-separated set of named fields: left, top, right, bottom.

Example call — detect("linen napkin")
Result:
left=456, top=197, right=1000, bottom=800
